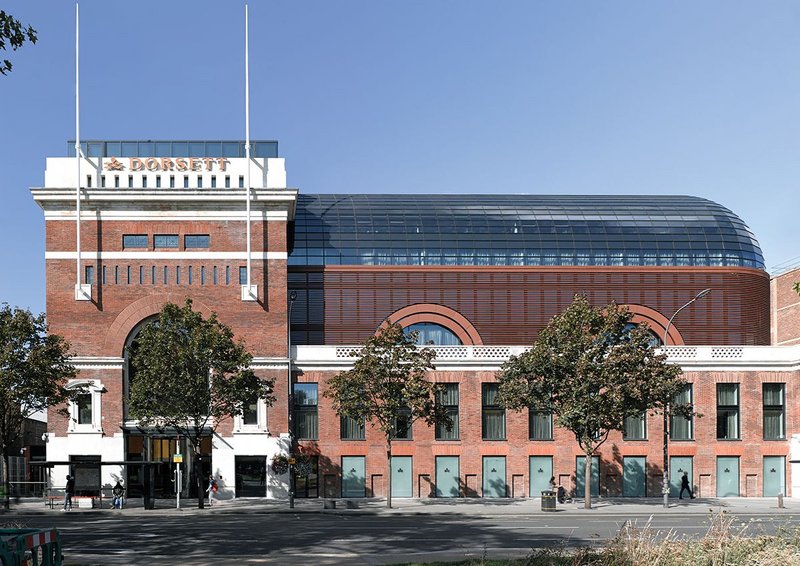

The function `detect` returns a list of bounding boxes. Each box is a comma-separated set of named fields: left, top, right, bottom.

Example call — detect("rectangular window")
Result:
left=763, top=383, right=785, bottom=440
left=213, top=266, right=218, bottom=285
left=239, top=266, right=247, bottom=285
left=100, top=175, right=106, bottom=188
left=114, top=266, right=119, bottom=285
left=138, top=266, right=144, bottom=285
left=86, top=175, right=92, bottom=188
left=670, top=384, right=693, bottom=440
left=717, top=383, right=740, bottom=440
left=122, top=234, right=148, bottom=249
left=163, top=266, right=168, bottom=285
left=200, top=266, right=206, bottom=286
left=239, top=175, right=244, bottom=188
left=84, top=265, right=94, bottom=285
left=482, top=383, right=505, bottom=440
left=126, top=266, right=131, bottom=285
left=225, top=175, right=231, bottom=188
left=185, top=235, right=210, bottom=248
left=188, top=266, right=193, bottom=285
left=142, top=176, right=147, bottom=188
left=176, top=266, right=181, bottom=285
left=242, top=402, right=258, bottom=426
left=114, top=175, right=120, bottom=188
left=169, top=175, right=175, bottom=188
left=623, top=414, right=646, bottom=440
left=211, top=175, right=217, bottom=188
left=197, top=176, right=203, bottom=188
left=294, top=383, right=318, bottom=440
left=155, top=175, right=161, bottom=188
left=76, top=394, right=92, bottom=425
left=226, top=266, right=231, bottom=285
left=435, top=384, right=459, bottom=440
left=151, top=266, right=156, bottom=285
left=340, top=416, right=365, bottom=440
left=154, top=234, right=178, bottom=248
left=128, top=175, right=133, bottom=188
left=392, top=407, right=412, bottom=440
left=528, top=408, right=553, bottom=440
left=183, top=176, right=189, bottom=189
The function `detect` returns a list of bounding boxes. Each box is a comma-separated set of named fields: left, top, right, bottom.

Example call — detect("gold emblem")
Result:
left=104, top=157, right=124, bottom=171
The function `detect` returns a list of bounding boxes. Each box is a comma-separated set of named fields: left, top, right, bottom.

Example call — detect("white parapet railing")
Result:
left=295, top=343, right=800, bottom=371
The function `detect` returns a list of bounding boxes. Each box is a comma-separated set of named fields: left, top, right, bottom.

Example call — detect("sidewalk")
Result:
left=2, top=495, right=794, bottom=518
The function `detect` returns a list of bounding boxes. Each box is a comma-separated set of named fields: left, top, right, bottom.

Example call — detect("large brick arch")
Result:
left=381, top=303, right=483, bottom=345
left=103, top=294, right=215, bottom=356
left=624, top=304, right=686, bottom=346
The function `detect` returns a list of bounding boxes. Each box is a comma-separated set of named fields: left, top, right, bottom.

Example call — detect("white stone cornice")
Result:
left=70, top=356, right=124, bottom=370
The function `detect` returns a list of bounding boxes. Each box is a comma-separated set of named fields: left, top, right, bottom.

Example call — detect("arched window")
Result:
left=404, top=322, right=463, bottom=346
left=623, top=322, right=662, bottom=347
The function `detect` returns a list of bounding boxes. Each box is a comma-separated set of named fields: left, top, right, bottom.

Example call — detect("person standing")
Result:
left=63, top=475, right=75, bottom=511
left=206, top=476, right=218, bottom=506
left=679, top=471, right=695, bottom=499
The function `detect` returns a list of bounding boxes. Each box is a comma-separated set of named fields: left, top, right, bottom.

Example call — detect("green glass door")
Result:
left=716, top=456, right=739, bottom=497
left=623, top=456, right=646, bottom=497
left=669, top=456, right=693, bottom=498
left=529, top=456, right=553, bottom=497
left=435, top=456, right=460, bottom=497
left=763, top=456, right=785, bottom=497
left=575, top=456, right=599, bottom=497
left=391, top=456, right=412, bottom=498
left=482, top=456, right=507, bottom=497
left=341, top=456, right=366, bottom=497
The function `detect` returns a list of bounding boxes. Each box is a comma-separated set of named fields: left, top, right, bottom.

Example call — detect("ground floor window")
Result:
left=235, top=456, right=267, bottom=497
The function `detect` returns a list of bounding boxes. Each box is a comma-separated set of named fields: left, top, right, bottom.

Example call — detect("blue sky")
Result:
left=2, top=1, right=798, bottom=314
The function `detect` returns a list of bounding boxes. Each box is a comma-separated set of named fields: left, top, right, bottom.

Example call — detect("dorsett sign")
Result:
left=103, top=157, right=230, bottom=172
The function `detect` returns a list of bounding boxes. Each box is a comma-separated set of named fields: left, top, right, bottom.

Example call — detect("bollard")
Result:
left=778, top=493, right=784, bottom=509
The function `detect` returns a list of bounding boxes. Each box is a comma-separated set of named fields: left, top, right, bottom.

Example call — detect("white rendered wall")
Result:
left=46, top=432, right=125, bottom=490
left=211, top=433, right=289, bottom=500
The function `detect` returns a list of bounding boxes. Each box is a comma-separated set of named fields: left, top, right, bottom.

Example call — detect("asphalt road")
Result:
left=6, top=511, right=800, bottom=565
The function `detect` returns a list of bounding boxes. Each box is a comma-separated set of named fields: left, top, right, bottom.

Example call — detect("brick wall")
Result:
left=771, top=267, right=800, bottom=346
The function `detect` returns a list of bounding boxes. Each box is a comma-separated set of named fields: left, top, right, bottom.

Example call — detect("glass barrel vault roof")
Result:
left=289, top=194, right=764, bottom=269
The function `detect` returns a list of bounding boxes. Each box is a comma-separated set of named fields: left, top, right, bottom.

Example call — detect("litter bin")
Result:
left=541, top=490, right=556, bottom=511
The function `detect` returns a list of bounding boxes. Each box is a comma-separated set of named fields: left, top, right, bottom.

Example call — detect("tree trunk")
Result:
left=386, top=439, right=392, bottom=509
left=195, top=448, right=204, bottom=509
left=584, top=451, right=592, bottom=510
left=2, top=452, right=9, bottom=510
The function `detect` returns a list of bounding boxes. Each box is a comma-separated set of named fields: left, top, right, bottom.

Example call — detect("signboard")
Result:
left=173, top=454, right=183, bottom=463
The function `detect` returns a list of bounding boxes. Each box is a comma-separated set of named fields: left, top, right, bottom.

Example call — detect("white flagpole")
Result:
left=75, top=1, right=82, bottom=295
left=245, top=2, right=252, bottom=293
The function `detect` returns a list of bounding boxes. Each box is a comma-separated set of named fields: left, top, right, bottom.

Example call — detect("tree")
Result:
left=1, top=10, right=37, bottom=76
left=496, top=295, right=688, bottom=509
left=128, top=299, right=274, bottom=509
left=325, top=323, right=450, bottom=508
left=0, top=304, right=77, bottom=509
left=794, top=281, right=799, bottom=296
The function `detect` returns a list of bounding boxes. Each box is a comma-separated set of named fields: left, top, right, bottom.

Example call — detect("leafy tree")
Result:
left=0, top=304, right=77, bottom=509
left=496, top=295, right=687, bottom=509
left=0, top=10, right=37, bottom=76
left=128, top=299, right=274, bottom=509
left=794, top=281, right=799, bottom=295
left=325, top=323, right=450, bottom=508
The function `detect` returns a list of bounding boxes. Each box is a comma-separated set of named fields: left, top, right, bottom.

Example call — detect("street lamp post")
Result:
left=662, top=288, right=711, bottom=508
left=287, top=290, right=297, bottom=509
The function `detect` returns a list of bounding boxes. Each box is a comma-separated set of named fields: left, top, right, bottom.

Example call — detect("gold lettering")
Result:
left=217, top=158, right=229, bottom=172
left=203, top=158, right=214, bottom=171
left=176, top=158, right=188, bottom=171
left=160, top=158, right=175, bottom=171
left=145, top=158, right=159, bottom=171
left=130, top=158, right=144, bottom=171
left=189, top=158, right=201, bottom=172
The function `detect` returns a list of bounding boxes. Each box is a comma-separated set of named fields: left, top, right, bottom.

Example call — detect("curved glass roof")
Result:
left=288, top=194, right=764, bottom=270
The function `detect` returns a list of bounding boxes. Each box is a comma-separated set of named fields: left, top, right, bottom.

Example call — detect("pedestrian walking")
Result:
left=206, top=476, right=218, bottom=506
left=112, top=481, right=125, bottom=509
left=548, top=476, right=557, bottom=491
left=679, top=471, right=695, bottom=499
left=63, top=475, right=75, bottom=511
